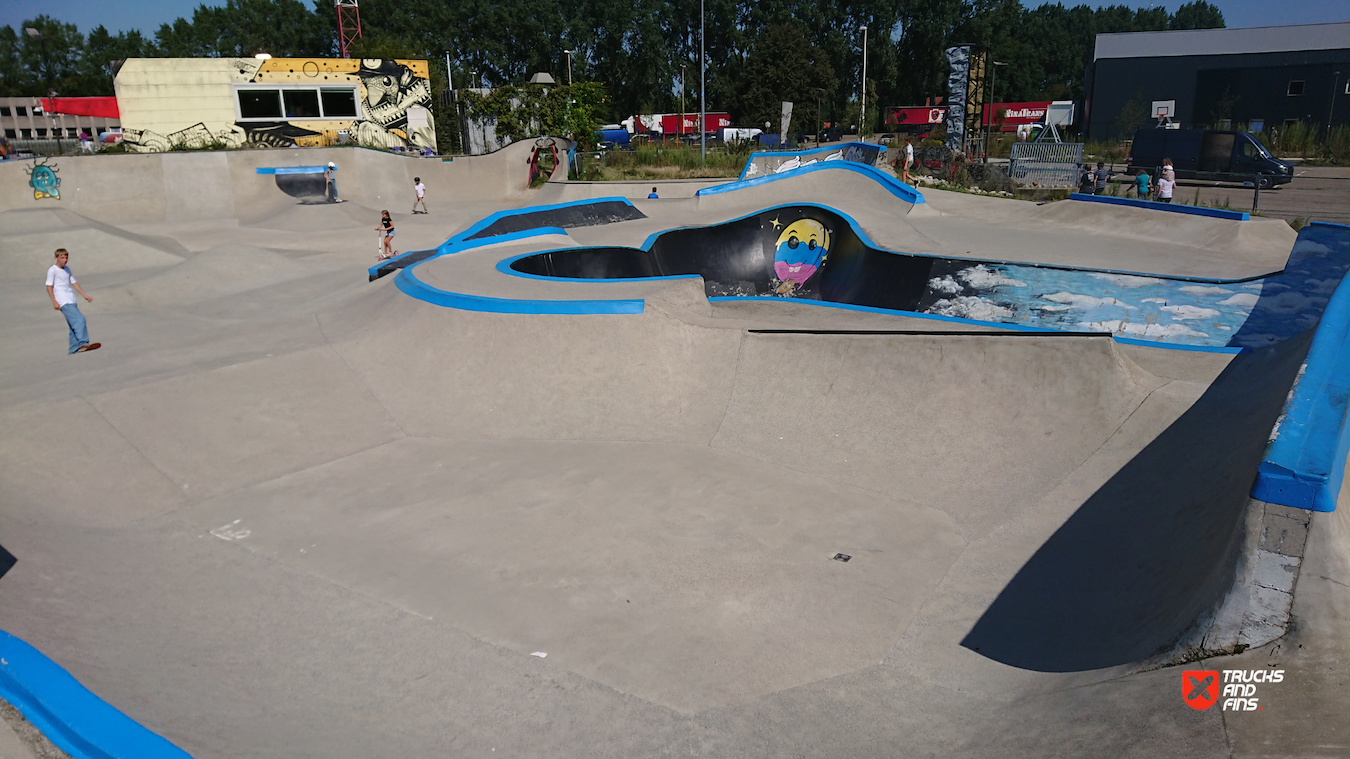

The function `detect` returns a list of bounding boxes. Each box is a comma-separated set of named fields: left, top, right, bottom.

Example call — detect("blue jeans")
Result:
left=60, top=303, right=88, bottom=353
left=327, top=179, right=339, bottom=202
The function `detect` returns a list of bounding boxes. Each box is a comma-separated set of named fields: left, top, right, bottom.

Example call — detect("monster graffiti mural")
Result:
left=117, top=57, right=435, bottom=153
left=25, top=158, right=61, bottom=200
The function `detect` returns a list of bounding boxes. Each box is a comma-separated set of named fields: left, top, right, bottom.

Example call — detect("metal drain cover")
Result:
left=833, top=553, right=852, bottom=563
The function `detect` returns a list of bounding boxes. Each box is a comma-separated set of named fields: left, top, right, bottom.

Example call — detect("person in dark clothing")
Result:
left=1093, top=162, right=1112, bottom=194
left=1078, top=164, right=1096, bottom=194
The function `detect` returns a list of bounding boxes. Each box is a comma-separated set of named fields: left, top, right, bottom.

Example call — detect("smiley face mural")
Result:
left=773, top=218, right=831, bottom=292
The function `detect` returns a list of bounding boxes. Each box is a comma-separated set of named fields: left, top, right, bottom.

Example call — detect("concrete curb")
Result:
left=0, top=631, right=192, bottom=759
left=1068, top=192, right=1251, bottom=221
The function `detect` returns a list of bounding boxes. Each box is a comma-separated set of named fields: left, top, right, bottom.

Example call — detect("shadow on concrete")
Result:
left=959, top=333, right=1311, bottom=672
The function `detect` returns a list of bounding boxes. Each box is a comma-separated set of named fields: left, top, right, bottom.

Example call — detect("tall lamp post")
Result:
left=699, top=0, right=706, bottom=166
left=815, top=87, right=825, bottom=145
left=859, top=25, right=868, bottom=140
left=27, top=27, right=60, bottom=152
left=563, top=50, right=573, bottom=86
left=680, top=64, right=686, bottom=139
left=987, top=60, right=1005, bottom=162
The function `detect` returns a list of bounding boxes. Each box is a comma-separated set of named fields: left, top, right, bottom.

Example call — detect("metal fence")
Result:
left=1009, top=142, right=1084, bottom=187
left=6, top=138, right=95, bottom=157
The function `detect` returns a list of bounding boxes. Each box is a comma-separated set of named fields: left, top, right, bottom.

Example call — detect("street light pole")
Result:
left=859, top=25, right=868, bottom=140
left=681, top=64, right=686, bottom=138
left=564, top=50, right=573, bottom=86
left=700, top=0, right=706, bottom=166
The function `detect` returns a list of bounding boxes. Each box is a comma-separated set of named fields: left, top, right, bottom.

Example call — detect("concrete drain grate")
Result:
left=833, top=553, right=852, bottom=563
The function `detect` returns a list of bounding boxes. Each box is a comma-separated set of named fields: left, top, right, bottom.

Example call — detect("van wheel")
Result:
left=1257, top=174, right=1272, bottom=189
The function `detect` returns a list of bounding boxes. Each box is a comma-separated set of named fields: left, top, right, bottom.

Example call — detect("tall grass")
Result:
left=581, top=144, right=748, bottom=180
left=1245, top=121, right=1349, bottom=165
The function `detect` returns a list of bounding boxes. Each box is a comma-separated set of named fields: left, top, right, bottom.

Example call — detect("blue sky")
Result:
left=2, top=0, right=1347, bottom=36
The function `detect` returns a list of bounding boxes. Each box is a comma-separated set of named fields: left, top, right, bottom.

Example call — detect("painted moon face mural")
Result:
left=774, top=218, right=831, bottom=285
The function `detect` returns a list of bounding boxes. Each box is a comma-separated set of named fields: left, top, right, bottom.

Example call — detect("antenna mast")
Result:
left=336, top=0, right=362, bottom=58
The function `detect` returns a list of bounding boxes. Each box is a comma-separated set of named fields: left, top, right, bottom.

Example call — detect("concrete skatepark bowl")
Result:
left=0, top=143, right=1347, bottom=758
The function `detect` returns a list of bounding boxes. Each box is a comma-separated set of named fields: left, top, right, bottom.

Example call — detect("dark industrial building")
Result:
left=1086, top=23, right=1349, bottom=140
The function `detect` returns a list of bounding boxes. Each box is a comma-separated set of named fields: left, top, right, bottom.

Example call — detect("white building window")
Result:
left=235, top=85, right=361, bottom=121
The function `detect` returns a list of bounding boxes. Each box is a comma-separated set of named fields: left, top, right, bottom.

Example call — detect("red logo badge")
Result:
left=1183, top=669, right=1220, bottom=710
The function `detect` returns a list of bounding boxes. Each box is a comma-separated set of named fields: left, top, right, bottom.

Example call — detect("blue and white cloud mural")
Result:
left=915, top=224, right=1349, bottom=348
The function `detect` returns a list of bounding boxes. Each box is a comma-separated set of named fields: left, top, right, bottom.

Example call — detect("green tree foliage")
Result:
left=0, top=0, right=1227, bottom=115
left=1170, top=1, right=1226, bottom=31
left=153, top=0, right=332, bottom=58
left=729, top=24, right=836, bottom=134
left=462, top=82, right=609, bottom=148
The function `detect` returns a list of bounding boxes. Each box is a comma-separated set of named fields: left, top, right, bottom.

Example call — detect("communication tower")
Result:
left=336, top=0, right=362, bottom=58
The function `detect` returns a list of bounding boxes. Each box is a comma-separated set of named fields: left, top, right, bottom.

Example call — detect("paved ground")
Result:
left=0, top=147, right=1346, bottom=758
left=1178, top=166, right=1350, bottom=225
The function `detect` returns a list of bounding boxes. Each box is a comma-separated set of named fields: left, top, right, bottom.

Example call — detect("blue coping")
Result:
left=702, top=160, right=925, bottom=205
left=393, top=226, right=646, bottom=314
left=1068, top=193, right=1250, bottom=221
left=0, top=630, right=193, bottom=759
left=1251, top=244, right=1350, bottom=512
left=429, top=199, right=1285, bottom=346
left=738, top=142, right=885, bottom=180
left=254, top=166, right=329, bottom=175
left=365, top=196, right=638, bottom=279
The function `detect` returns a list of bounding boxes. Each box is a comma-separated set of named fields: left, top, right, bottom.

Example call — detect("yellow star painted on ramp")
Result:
left=769, top=216, right=782, bottom=230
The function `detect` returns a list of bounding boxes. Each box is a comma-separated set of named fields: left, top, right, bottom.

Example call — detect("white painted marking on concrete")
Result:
left=531, top=652, right=547, bottom=658
left=210, top=520, right=251, bottom=541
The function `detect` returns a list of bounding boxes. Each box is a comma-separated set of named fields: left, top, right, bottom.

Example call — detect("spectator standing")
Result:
left=1134, top=170, right=1151, bottom=200
left=412, top=177, right=427, bottom=214
left=902, top=138, right=915, bottom=184
left=1093, top=162, right=1112, bottom=195
left=79, top=131, right=93, bottom=154
left=46, top=248, right=99, bottom=354
left=1157, top=173, right=1176, bottom=203
left=1078, top=164, right=1096, bottom=194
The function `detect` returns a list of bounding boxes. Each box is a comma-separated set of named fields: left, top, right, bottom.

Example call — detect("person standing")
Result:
left=79, top=131, right=93, bottom=154
left=1156, top=172, right=1176, bottom=203
left=412, top=177, right=428, bottom=214
left=375, top=210, right=397, bottom=260
left=1134, top=169, right=1152, bottom=200
left=648, top=187, right=659, bottom=199
left=46, top=248, right=99, bottom=354
left=325, top=162, right=340, bottom=203
left=1093, top=161, right=1112, bottom=195
left=902, top=137, right=915, bottom=184
left=1078, top=163, right=1096, bottom=194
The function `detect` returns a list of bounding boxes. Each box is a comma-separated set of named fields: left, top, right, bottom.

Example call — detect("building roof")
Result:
left=1095, top=22, right=1350, bottom=60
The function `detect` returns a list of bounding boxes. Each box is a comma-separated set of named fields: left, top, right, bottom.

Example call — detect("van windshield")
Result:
left=1241, top=137, right=1272, bottom=159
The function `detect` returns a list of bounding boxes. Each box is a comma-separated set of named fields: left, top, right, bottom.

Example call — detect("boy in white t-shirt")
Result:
left=45, top=248, right=99, bottom=354
left=412, top=177, right=427, bottom=214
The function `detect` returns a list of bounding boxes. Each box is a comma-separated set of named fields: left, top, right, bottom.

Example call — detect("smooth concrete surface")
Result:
left=0, top=146, right=1345, bottom=758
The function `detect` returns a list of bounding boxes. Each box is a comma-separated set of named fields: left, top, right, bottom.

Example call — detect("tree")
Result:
left=729, top=23, right=836, bottom=133
left=154, top=0, right=332, bottom=58
left=1170, top=1, right=1225, bottom=31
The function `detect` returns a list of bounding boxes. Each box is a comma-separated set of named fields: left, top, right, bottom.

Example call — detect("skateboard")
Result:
left=76, top=342, right=101, bottom=353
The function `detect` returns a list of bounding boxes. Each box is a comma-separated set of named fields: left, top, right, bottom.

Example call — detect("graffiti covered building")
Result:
left=113, top=58, right=435, bottom=152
